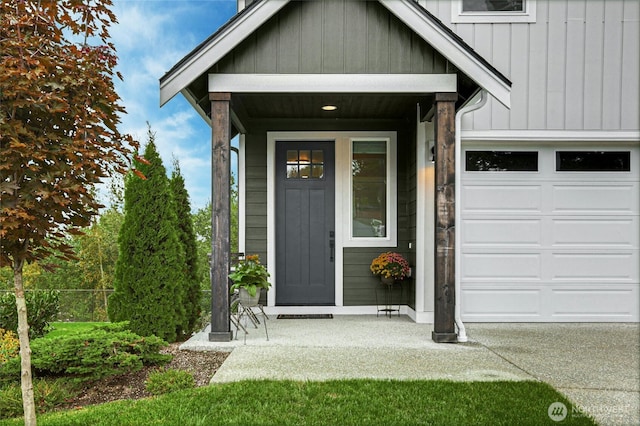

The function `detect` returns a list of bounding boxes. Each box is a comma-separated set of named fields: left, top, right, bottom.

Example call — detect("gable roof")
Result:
left=160, top=0, right=511, bottom=108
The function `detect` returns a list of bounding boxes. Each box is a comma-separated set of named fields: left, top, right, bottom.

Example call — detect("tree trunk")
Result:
left=14, top=260, right=37, bottom=426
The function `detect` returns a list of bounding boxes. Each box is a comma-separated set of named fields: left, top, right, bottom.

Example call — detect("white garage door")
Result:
left=461, top=144, right=639, bottom=322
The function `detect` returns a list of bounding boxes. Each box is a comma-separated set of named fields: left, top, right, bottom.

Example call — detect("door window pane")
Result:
left=352, top=141, right=387, bottom=237
left=556, top=151, right=631, bottom=172
left=286, top=150, right=298, bottom=163
left=287, top=165, right=299, bottom=179
left=299, top=150, right=311, bottom=164
left=286, top=149, right=325, bottom=179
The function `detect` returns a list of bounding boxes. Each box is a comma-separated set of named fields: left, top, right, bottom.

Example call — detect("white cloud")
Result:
left=105, top=1, right=237, bottom=211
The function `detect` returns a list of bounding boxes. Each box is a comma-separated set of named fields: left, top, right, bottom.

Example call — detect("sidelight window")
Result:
left=350, top=138, right=396, bottom=242
left=352, top=141, right=387, bottom=237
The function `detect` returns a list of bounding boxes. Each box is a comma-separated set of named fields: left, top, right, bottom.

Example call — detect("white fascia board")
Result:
left=180, top=88, right=211, bottom=125
left=461, top=130, right=640, bottom=142
left=379, top=0, right=511, bottom=108
left=208, top=73, right=457, bottom=93
left=160, top=0, right=290, bottom=106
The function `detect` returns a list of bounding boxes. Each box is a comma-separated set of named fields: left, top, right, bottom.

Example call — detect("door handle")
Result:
left=329, top=231, right=335, bottom=262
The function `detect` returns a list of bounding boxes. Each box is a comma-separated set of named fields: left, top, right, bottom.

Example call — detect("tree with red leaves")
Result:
left=0, top=1, right=139, bottom=423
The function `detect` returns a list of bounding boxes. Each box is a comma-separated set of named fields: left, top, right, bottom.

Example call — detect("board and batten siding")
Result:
left=421, top=0, right=640, bottom=132
left=214, top=0, right=450, bottom=75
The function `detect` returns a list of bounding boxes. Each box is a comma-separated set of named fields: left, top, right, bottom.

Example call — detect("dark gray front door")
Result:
left=276, top=141, right=335, bottom=305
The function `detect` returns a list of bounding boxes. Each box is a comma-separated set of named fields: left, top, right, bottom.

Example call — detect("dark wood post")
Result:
left=432, top=92, right=458, bottom=343
left=209, top=93, right=233, bottom=342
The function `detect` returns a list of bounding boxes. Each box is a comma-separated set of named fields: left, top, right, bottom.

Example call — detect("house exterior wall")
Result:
left=215, top=0, right=451, bottom=75
left=416, top=0, right=639, bottom=323
left=421, top=0, right=640, bottom=132
left=218, top=0, right=433, bottom=309
left=243, top=121, right=416, bottom=307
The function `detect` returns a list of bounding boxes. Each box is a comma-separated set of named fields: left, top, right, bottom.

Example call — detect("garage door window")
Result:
left=465, top=151, right=538, bottom=172
left=556, top=151, right=631, bottom=172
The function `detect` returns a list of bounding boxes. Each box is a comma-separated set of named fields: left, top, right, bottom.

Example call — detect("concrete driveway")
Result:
left=183, top=317, right=639, bottom=425
left=466, top=323, right=639, bottom=426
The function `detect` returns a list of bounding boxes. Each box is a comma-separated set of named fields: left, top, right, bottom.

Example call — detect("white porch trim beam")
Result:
left=208, top=73, right=457, bottom=94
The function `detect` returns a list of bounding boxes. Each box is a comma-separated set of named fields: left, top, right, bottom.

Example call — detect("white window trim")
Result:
left=451, top=0, right=536, bottom=23
left=345, top=136, right=398, bottom=247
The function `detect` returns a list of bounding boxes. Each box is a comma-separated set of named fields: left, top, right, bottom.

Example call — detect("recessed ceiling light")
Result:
left=321, top=105, right=337, bottom=111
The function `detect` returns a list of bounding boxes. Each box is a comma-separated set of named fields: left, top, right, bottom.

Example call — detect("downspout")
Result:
left=454, top=89, right=488, bottom=343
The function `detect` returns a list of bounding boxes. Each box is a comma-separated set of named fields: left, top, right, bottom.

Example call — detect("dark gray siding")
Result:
left=403, top=122, right=417, bottom=309
left=244, top=133, right=268, bottom=262
left=215, top=0, right=449, bottom=75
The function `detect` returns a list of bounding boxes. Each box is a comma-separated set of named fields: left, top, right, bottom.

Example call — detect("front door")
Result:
left=275, top=141, right=335, bottom=305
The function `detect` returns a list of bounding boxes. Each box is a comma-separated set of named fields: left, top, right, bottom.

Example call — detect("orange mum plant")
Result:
left=369, top=252, right=410, bottom=280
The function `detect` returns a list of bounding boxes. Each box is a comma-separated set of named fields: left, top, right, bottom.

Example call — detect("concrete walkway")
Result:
left=181, top=316, right=639, bottom=425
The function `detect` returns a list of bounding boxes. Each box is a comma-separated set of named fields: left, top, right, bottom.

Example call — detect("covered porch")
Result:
left=160, top=0, right=511, bottom=343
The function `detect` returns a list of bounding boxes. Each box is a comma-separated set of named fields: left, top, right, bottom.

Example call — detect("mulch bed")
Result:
left=60, top=343, right=229, bottom=409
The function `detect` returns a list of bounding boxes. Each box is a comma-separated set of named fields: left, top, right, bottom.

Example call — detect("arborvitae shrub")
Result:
left=170, top=161, right=201, bottom=338
left=109, top=136, right=188, bottom=342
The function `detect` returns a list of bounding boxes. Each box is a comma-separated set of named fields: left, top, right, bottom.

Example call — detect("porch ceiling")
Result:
left=185, top=73, right=478, bottom=131
left=234, top=93, right=426, bottom=121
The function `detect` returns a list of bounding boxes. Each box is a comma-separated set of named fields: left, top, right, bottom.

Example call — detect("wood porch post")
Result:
left=432, top=92, right=458, bottom=343
left=209, top=92, right=233, bottom=342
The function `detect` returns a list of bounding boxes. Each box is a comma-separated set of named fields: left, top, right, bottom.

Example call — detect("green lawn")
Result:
left=42, top=322, right=104, bottom=340
left=0, top=379, right=596, bottom=425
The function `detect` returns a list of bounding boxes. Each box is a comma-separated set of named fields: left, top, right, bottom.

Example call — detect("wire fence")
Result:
left=0, top=289, right=213, bottom=323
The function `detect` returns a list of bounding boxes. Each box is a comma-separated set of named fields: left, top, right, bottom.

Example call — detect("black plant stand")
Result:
left=376, top=281, right=402, bottom=317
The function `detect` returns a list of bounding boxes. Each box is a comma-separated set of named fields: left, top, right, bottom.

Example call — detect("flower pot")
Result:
left=238, top=287, right=260, bottom=307
left=380, top=276, right=395, bottom=286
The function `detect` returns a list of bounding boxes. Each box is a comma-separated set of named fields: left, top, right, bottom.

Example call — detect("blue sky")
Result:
left=109, top=0, right=238, bottom=211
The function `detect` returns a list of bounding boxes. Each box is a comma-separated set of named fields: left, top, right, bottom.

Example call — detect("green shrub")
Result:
left=90, top=321, right=131, bottom=333
left=145, top=369, right=195, bottom=396
left=0, top=326, right=172, bottom=383
left=0, top=290, right=60, bottom=338
left=0, top=378, right=76, bottom=419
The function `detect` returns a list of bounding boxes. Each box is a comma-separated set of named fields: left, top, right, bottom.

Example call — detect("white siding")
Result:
left=421, top=0, right=640, bottom=132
